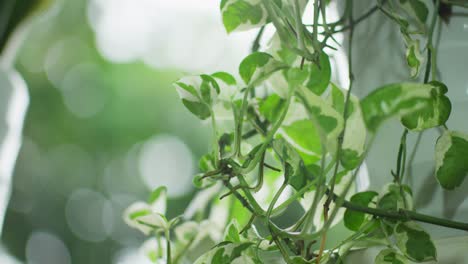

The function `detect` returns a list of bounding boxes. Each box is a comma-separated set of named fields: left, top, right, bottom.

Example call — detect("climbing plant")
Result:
left=124, top=0, right=468, bottom=263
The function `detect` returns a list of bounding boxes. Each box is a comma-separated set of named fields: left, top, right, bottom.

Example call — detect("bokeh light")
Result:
left=138, top=135, right=194, bottom=197
left=25, top=231, right=71, bottom=264
left=65, top=189, right=113, bottom=242
left=87, top=0, right=255, bottom=72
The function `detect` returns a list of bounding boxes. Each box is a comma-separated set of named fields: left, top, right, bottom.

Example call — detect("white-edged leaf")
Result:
left=400, top=81, right=451, bottom=131
left=405, top=39, right=423, bottom=78
left=328, top=83, right=366, bottom=169
left=435, top=130, right=468, bottom=190
left=148, top=186, right=167, bottom=214
left=124, top=202, right=168, bottom=234
left=140, top=238, right=167, bottom=263
left=361, top=82, right=438, bottom=132
left=300, top=87, right=344, bottom=153
left=184, top=183, right=222, bottom=219
left=175, top=221, right=199, bottom=244
left=394, top=222, right=437, bottom=262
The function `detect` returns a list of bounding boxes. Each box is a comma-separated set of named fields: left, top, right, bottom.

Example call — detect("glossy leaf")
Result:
left=280, top=119, right=322, bottom=164
left=435, top=130, right=468, bottom=190
left=401, top=81, right=451, bottom=131
left=395, top=222, right=437, bottom=262
left=344, top=191, right=378, bottom=231
left=361, top=82, right=440, bottom=132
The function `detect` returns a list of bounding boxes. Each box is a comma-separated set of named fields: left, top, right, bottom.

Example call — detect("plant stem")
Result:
left=294, top=0, right=305, bottom=52
left=424, top=0, right=440, bottom=83
left=238, top=84, right=295, bottom=174
left=210, top=110, right=219, bottom=165
left=327, top=190, right=468, bottom=231
left=251, top=26, right=265, bottom=53
left=165, top=229, right=172, bottom=264
left=312, top=0, right=321, bottom=50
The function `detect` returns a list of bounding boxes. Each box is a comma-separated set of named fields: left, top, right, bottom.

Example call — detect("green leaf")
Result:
left=193, top=173, right=217, bottom=189
left=239, top=52, right=286, bottom=84
left=300, top=88, right=344, bottom=153
left=435, top=130, right=468, bottom=190
left=223, top=219, right=241, bottom=243
left=272, top=138, right=310, bottom=191
left=361, top=82, right=438, bottom=132
left=377, top=183, right=413, bottom=212
left=408, top=0, right=428, bottom=23
left=401, top=81, right=451, bottom=131
left=287, top=67, right=309, bottom=88
left=221, top=0, right=266, bottom=33
left=174, top=75, right=220, bottom=120
left=405, top=40, right=423, bottom=78
left=375, top=249, right=408, bottom=264
left=344, top=191, right=378, bottom=231
left=305, top=51, right=331, bottom=95
left=394, top=222, right=437, bottom=262
left=212, top=71, right=238, bottom=101
left=280, top=119, right=322, bottom=165
left=328, top=83, right=366, bottom=169
left=259, top=94, right=286, bottom=123
left=199, top=154, right=216, bottom=173
left=212, top=71, right=237, bottom=85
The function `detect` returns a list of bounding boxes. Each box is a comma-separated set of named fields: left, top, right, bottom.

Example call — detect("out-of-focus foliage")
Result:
left=1, top=0, right=211, bottom=263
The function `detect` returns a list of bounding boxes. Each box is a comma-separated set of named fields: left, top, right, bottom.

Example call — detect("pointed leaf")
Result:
left=239, top=52, right=286, bottom=85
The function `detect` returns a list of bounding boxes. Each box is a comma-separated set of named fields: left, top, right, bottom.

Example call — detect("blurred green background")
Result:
left=1, top=0, right=228, bottom=263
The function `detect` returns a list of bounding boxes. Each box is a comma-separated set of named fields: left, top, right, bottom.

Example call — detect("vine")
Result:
left=124, top=1, right=468, bottom=263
